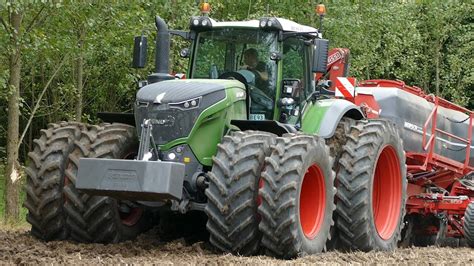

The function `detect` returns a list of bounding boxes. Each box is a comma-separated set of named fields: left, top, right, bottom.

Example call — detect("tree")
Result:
left=1, top=1, right=51, bottom=223
left=2, top=2, right=22, bottom=223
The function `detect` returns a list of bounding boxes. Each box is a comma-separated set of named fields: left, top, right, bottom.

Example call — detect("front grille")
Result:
left=135, top=104, right=201, bottom=144
left=134, top=84, right=226, bottom=145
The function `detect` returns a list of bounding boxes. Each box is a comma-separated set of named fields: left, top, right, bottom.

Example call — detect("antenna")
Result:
left=266, top=4, right=270, bottom=15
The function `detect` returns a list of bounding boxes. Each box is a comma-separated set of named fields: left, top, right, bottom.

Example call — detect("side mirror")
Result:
left=312, top=39, right=329, bottom=73
left=132, top=35, right=147, bottom=68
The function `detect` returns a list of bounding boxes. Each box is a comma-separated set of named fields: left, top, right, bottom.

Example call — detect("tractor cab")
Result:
left=187, top=17, right=326, bottom=124
left=188, top=16, right=330, bottom=125
left=133, top=15, right=329, bottom=128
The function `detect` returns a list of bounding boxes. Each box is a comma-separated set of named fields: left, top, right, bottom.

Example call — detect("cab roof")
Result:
left=207, top=17, right=319, bottom=36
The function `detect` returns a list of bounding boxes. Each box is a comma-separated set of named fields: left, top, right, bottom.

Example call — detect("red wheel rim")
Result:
left=372, top=145, right=402, bottom=240
left=299, top=164, right=326, bottom=239
left=120, top=207, right=143, bottom=226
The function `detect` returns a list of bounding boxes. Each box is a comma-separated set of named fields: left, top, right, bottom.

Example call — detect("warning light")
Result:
left=184, top=157, right=191, bottom=163
left=315, top=4, right=326, bottom=16
left=200, top=2, right=211, bottom=14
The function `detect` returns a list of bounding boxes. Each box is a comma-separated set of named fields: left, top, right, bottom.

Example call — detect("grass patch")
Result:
left=0, top=163, right=29, bottom=227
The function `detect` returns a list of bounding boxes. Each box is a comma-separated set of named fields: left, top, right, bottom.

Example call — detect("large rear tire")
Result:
left=64, top=123, right=149, bottom=243
left=258, top=134, right=335, bottom=258
left=464, top=201, right=474, bottom=247
left=24, top=122, right=84, bottom=240
left=205, top=131, right=276, bottom=255
left=335, top=119, right=406, bottom=251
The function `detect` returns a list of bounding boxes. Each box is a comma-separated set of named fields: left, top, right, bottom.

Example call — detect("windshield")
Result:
left=191, top=28, right=278, bottom=120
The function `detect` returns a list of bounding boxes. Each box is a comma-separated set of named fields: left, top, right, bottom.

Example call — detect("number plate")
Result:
left=250, top=114, right=266, bottom=121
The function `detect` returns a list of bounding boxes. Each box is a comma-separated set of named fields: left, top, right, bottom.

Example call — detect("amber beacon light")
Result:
left=316, top=4, right=326, bottom=16
left=200, top=2, right=211, bottom=14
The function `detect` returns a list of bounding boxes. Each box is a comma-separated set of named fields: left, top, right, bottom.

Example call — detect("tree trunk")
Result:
left=4, top=10, right=23, bottom=223
left=75, top=27, right=85, bottom=121
left=28, top=66, right=35, bottom=154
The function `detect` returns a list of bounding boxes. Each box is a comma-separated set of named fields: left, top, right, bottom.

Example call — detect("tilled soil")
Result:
left=1, top=227, right=473, bottom=265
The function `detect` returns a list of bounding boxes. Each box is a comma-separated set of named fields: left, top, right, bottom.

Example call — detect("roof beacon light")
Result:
left=316, top=4, right=326, bottom=16
left=200, top=2, right=211, bottom=15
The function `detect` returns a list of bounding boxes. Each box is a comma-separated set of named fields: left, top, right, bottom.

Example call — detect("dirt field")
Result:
left=1, top=227, right=473, bottom=265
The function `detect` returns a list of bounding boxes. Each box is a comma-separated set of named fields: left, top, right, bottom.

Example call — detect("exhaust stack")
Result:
left=148, top=16, right=174, bottom=84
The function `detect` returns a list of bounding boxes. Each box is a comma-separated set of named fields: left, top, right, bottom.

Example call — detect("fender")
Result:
left=231, top=120, right=297, bottom=136
left=301, top=99, right=364, bottom=138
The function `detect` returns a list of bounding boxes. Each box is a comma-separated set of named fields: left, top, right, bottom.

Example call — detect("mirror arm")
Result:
left=170, top=30, right=195, bottom=40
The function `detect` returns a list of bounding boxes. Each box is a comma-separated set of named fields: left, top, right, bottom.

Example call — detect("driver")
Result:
left=242, top=48, right=269, bottom=91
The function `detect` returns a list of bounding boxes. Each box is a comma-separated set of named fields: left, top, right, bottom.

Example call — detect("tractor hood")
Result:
left=136, top=79, right=237, bottom=103
left=134, top=79, right=245, bottom=145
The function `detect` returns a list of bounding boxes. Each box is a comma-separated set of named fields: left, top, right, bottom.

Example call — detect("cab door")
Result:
left=280, top=37, right=312, bottom=124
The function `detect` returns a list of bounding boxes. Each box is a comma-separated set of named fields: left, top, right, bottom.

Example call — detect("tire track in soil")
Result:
left=1, top=227, right=473, bottom=265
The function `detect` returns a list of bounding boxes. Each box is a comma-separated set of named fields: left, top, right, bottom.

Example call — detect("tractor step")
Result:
left=76, top=158, right=185, bottom=201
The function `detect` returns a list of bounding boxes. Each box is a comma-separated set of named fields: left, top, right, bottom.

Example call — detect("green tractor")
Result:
left=25, top=10, right=406, bottom=258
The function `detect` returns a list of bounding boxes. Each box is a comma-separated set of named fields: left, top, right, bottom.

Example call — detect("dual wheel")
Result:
left=205, top=131, right=335, bottom=258
left=206, top=119, right=407, bottom=258
left=24, top=122, right=148, bottom=243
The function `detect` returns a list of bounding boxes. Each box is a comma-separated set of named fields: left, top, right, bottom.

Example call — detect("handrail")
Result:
left=422, top=104, right=437, bottom=151
left=420, top=96, right=473, bottom=173
left=436, top=128, right=469, bottom=144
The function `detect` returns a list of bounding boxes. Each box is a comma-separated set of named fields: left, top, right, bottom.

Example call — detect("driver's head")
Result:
left=243, top=48, right=258, bottom=68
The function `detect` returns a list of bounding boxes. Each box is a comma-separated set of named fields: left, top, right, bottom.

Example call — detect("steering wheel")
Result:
left=219, top=71, right=274, bottom=114
left=218, top=72, right=248, bottom=86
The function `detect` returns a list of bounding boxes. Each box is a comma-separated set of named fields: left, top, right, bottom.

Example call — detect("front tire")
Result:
left=64, top=123, right=148, bottom=243
left=258, top=134, right=335, bottom=258
left=335, top=119, right=407, bottom=251
left=24, top=122, right=84, bottom=240
left=205, top=131, right=276, bottom=255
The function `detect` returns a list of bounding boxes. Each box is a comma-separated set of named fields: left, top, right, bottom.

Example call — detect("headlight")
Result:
left=169, top=96, right=201, bottom=110
left=189, top=16, right=213, bottom=31
left=258, top=17, right=282, bottom=31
